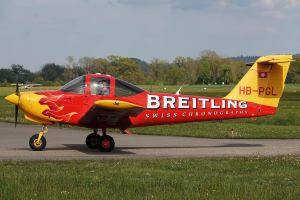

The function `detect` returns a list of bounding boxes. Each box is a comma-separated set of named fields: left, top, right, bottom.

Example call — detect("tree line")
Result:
left=0, top=50, right=299, bottom=86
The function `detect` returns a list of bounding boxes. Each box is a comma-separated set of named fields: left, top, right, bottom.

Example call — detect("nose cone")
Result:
left=5, top=93, right=19, bottom=105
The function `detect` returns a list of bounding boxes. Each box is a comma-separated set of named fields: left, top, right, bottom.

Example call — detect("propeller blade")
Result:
left=14, top=105, right=18, bottom=127
left=16, top=75, right=20, bottom=96
left=14, top=74, right=20, bottom=127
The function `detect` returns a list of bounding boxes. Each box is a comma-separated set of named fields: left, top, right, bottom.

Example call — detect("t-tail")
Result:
left=224, top=54, right=293, bottom=116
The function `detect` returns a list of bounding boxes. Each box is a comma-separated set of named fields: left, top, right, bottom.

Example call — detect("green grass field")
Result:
left=0, top=157, right=299, bottom=200
left=1, top=85, right=299, bottom=138
left=0, top=86, right=299, bottom=199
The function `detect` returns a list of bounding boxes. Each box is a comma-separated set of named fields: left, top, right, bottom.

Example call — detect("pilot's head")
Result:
left=99, top=80, right=107, bottom=90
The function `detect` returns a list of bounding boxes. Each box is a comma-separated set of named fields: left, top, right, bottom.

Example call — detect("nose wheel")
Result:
left=29, top=126, right=47, bottom=151
left=85, top=128, right=115, bottom=152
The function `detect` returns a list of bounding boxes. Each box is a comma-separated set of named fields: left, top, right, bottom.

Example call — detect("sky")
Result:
left=0, top=0, right=300, bottom=71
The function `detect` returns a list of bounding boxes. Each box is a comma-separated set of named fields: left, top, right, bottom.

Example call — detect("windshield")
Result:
left=60, top=76, right=86, bottom=94
left=115, top=79, right=144, bottom=96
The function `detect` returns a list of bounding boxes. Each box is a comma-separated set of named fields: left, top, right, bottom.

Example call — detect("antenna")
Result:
left=175, top=85, right=184, bottom=95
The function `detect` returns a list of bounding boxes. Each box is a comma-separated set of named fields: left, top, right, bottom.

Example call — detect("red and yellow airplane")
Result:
left=4, top=55, right=293, bottom=152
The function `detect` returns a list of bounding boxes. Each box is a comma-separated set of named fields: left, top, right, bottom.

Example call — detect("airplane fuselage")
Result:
left=9, top=89, right=276, bottom=129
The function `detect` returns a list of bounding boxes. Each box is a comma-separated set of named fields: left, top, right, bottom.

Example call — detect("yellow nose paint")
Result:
left=4, top=93, right=19, bottom=105
left=5, top=91, right=60, bottom=124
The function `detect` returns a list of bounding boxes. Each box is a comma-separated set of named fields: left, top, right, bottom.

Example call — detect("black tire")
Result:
left=29, top=134, right=46, bottom=151
left=97, top=135, right=115, bottom=152
left=86, top=133, right=100, bottom=149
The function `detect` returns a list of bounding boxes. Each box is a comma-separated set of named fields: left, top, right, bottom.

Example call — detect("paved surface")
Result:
left=0, top=122, right=299, bottom=160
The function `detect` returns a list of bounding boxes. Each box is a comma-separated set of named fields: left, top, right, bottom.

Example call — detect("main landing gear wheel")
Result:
left=86, top=133, right=100, bottom=149
left=97, top=135, right=115, bottom=152
left=29, top=134, right=47, bottom=151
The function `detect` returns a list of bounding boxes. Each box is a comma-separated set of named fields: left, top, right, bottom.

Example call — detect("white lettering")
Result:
left=178, top=97, right=189, bottom=109
left=227, top=100, right=237, bottom=109
left=163, top=96, right=176, bottom=109
left=211, top=99, right=220, bottom=109
left=192, top=98, right=197, bottom=109
left=221, top=99, right=226, bottom=108
left=147, top=95, right=160, bottom=109
left=198, top=98, right=209, bottom=109
left=147, top=95, right=248, bottom=110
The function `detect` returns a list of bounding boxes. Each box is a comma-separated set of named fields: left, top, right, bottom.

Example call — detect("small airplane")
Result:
left=11, top=83, right=41, bottom=89
left=4, top=55, right=293, bottom=152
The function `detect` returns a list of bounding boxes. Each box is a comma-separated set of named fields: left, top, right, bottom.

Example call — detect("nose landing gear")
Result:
left=29, top=126, right=48, bottom=151
left=85, top=128, right=115, bottom=152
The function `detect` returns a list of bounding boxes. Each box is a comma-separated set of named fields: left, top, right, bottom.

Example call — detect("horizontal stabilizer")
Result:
left=257, top=56, right=294, bottom=64
left=246, top=57, right=294, bottom=66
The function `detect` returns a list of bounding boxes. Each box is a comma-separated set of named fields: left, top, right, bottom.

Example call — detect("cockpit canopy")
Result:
left=60, top=76, right=86, bottom=94
left=115, top=78, right=144, bottom=96
left=60, top=75, right=144, bottom=97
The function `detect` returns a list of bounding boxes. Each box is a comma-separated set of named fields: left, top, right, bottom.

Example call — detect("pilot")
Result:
left=98, top=80, right=109, bottom=96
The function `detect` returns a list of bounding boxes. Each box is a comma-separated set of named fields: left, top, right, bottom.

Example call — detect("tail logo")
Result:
left=258, top=72, right=268, bottom=78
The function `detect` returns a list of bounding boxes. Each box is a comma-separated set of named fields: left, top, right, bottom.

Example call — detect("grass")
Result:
left=0, top=157, right=299, bottom=200
left=0, top=84, right=300, bottom=138
left=132, top=121, right=300, bottom=139
left=0, top=86, right=299, bottom=199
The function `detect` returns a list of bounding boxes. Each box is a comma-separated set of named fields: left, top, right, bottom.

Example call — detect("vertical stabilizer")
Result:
left=225, top=55, right=293, bottom=107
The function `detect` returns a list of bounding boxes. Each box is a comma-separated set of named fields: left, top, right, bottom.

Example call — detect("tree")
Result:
left=10, top=64, right=34, bottom=83
left=90, top=58, right=113, bottom=75
left=227, top=59, right=247, bottom=83
left=114, top=57, right=145, bottom=84
left=40, top=63, right=65, bottom=82
left=287, top=56, right=300, bottom=83
left=165, top=65, right=185, bottom=85
left=149, top=59, right=169, bottom=84
left=174, top=56, right=200, bottom=84
left=200, top=50, right=223, bottom=84
left=66, top=56, right=75, bottom=68
left=78, top=57, right=95, bottom=74
left=196, top=57, right=211, bottom=84
left=0, top=68, right=15, bottom=83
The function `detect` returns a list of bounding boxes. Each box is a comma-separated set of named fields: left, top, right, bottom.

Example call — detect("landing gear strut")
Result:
left=29, top=126, right=47, bottom=151
left=85, top=128, right=115, bottom=152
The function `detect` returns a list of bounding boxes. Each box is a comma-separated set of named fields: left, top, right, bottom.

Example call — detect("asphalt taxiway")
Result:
left=0, top=122, right=299, bottom=160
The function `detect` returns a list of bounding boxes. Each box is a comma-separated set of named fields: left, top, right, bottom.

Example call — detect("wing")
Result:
left=78, top=100, right=145, bottom=128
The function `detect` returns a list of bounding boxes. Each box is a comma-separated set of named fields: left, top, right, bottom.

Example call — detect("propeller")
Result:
left=14, top=74, right=20, bottom=127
